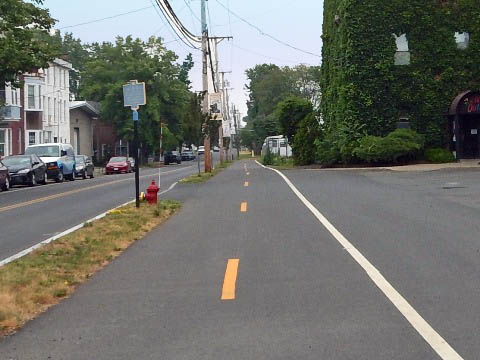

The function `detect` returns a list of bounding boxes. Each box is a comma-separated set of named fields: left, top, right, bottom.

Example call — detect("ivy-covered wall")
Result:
left=321, top=0, right=480, bottom=147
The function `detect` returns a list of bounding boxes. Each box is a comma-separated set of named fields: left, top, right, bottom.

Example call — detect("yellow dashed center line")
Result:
left=0, top=168, right=189, bottom=213
left=221, top=259, right=239, bottom=300
left=240, top=202, right=248, bottom=212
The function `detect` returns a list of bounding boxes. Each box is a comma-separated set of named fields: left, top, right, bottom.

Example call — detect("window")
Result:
left=18, top=128, right=22, bottom=151
left=29, top=132, right=36, bottom=146
left=271, top=139, right=278, bottom=148
left=54, top=99, right=57, bottom=123
left=38, top=86, right=42, bottom=109
left=455, top=32, right=470, bottom=50
left=393, top=33, right=411, bottom=65
left=28, top=85, right=35, bottom=109
left=0, top=130, right=5, bottom=157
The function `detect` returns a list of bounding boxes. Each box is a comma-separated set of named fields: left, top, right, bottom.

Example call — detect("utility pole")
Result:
left=201, top=0, right=232, bottom=170
left=201, top=0, right=212, bottom=172
left=219, top=71, right=232, bottom=160
left=233, top=105, right=240, bottom=158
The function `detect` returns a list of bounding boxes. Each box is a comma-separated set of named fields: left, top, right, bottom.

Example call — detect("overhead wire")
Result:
left=152, top=0, right=201, bottom=49
left=156, top=0, right=201, bottom=42
left=150, top=0, right=197, bottom=51
left=58, top=5, right=155, bottom=30
left=183, top=0, right=201, bottom=24
left=207, top=36, right=217, bottom=93
left=215, top=0, right=322, bottom=59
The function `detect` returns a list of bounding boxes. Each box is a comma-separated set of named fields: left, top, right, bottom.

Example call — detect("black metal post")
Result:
left=134, top=116, right=140, bottom=208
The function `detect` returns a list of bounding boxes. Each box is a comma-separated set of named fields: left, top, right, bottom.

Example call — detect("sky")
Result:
left=42, top=0, right=324, bottom=121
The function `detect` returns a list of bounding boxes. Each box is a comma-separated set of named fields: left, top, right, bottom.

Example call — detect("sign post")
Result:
left=123, top=80, right=146, bottom=208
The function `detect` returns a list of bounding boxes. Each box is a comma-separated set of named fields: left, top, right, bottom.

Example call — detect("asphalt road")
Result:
left=2, top=161, right=480, bottom=359
left=0, top=161, right=201, bottom=262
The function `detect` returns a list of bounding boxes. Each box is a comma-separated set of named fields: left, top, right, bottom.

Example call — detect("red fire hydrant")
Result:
left=145, top=180, right=159, bottom=205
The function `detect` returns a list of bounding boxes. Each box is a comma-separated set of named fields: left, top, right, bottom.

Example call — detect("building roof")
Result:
left=70, top=101, right=100, bottom=117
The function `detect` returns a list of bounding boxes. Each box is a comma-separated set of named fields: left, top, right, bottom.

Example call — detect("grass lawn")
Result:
left=180, top=160, right=234, bottom=184
left=0, top=200, right=180, bottom=336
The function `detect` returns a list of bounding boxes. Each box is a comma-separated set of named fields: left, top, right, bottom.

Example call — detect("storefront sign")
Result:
left=459, top=93, right=480, bottom=114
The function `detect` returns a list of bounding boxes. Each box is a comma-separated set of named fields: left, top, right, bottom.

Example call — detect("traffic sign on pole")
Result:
left=123, top=80, right=146, bottom=208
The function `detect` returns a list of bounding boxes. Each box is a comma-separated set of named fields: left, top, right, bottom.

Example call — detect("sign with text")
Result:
left=459, top=93, right=480, bottom=114
left=208, top=93, right=223, bottom=120
left=123, top=81, right=146, bottom=111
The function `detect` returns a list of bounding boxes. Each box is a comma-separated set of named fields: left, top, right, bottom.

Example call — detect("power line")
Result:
left=152, top=0, right=200, bottom=49
left=207, top=37, right=217, bottom=93
left=156, top=0, right=201, bottom=43
left=183, top=0, right=201, bottom=24
left=230, top=43, right=307, bottom=64
left=59, top=5, right=154, bottom=30
left=215, top=0, right=322, bottom=59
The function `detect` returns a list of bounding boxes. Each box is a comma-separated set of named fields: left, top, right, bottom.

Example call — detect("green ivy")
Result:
left=321, top=0, right=480, bottom=148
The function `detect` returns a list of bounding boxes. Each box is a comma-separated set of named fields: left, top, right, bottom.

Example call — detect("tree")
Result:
left=182, top=92, right=219, bottom=174
left=292, top=113, right=321, bottom=165
left=0, top=0, right=57, bottom=87
left=79, top=36, right=192, bottom=159
left=275, top=96, right=313, bottom=145
left=244, top=63, right=321, bottom=153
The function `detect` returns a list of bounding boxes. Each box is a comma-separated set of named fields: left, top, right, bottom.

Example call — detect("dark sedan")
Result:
left=75, top=155, right=94, bottom=179
left=105, top=156, right=131, bottom=174
left=0, top=159, right=10, bottom=191
left=164, top=151, right=181, bottom=165
left=181, top=151, right=195, bottom=161
left=3, top=155, right=47, bottom=186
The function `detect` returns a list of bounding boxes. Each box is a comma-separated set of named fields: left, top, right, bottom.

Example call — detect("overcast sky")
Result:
left=43, top=0, right=323, bottom=120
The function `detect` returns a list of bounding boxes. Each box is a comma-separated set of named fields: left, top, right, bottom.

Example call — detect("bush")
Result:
left=261, top=150, right=275, bottom=165
left=292, top=113, right=321, bottom=165
left=315, top=136, right=341, bottom=167
left=425, top=148, right=455, bottom=163
left=315, top=122, right=366, bottom=166
left=353, top=129, right=424, bottom=163
left=387, top=128, right=425, bottom=148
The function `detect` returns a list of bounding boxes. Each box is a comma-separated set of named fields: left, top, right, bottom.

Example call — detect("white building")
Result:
left=23, top=58, right=72, bottom=149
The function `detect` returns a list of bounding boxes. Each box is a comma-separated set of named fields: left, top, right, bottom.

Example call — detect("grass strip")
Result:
left=0, top=200, right=180, bottom=336
left=180, top=160, right=234, bottom=184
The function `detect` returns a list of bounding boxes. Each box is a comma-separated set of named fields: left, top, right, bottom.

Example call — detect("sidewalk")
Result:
left=301, top=159, right=480, bottom=172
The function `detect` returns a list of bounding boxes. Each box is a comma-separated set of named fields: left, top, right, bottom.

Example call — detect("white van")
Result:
left=25, top=143, right=76, bottom=182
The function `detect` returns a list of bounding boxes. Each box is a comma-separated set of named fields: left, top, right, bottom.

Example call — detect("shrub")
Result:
left=315, top=122, right=366, bottom=166
left=425, top=148, right=455, bottom=163
left=353, top=129, right=424, bottom=163
left=315, top=136, right=341, bottom=167
left=261, top=150, right=275, bottom=165
left=292, top=113, right=321, bottom=165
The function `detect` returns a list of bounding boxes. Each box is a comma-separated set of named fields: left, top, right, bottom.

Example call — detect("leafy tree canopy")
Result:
left=79, top=35, right=193, bottom=156
left=0, top=0, right=58, bottom=86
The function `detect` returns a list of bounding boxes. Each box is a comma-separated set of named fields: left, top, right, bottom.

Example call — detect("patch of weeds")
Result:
left=0, top=200, right=181, bottom=336
left=53, top=288, right=67, bottom=298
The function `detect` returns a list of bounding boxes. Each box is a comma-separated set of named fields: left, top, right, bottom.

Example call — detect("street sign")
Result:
left=123, top=81, right=146, bottom=111
left=122, top=80, right=146, bottom=208
left=208, top=93, right=223, bottom=120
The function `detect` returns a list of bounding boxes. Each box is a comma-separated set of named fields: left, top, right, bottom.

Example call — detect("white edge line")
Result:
left=254, top=160, right=462, bottom=360
left=0, top=181, right=178, bottom=268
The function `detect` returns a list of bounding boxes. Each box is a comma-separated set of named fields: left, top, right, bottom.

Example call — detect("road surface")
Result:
left=2, top=160, right=480, bottom=359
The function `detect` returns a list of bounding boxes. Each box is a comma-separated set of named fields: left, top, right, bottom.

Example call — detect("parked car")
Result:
left=25, top=143, right=76, bottom=182
left=2, top=155, right=47, bottom=186
left=75, top=155, right=94, bottom=179
left=128, top=157, right=136, bottom=171
left=213, top=146, right=220, bottom=152
left=197, top=146, right=205, bottom=155
left=181, top=151, right=195, bottom=161
left=106, top=156, right=131, bottom=174
left=0, top=159, right=10, bottom=191
left=164, top=151, right=182, bottom=165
